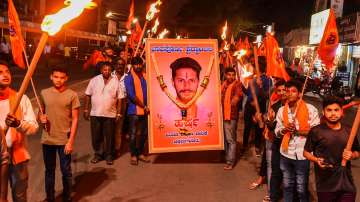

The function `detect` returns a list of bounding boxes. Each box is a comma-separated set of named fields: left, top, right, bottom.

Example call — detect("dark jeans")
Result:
left=243, top=101, right=263, bottom=149
left=90, top=116, right=115, bottom=160
left=9, top=161, right=28, bottom=202
left=42, top=144, right=72, bottom=202
left=270, top=137, right=283, bottom=202
left=317, top=192, right=356, bottom=202
left=128, top=115, right=148, bottom=157
left=280, top=155, right=310, bottom=202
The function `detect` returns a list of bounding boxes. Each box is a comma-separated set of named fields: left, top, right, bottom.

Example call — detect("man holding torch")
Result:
left=275, top=79, right=320, bottom=202
left=304, top=96, right=360, bottom=202
left=0, top=60, right=38, bottom=202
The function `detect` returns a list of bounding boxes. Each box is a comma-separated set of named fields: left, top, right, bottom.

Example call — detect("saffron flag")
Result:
left=257, top=42, right=266, bottom=56
left=265, top=33, right=290, bottom=81
left=8, top=0, right=25, bottom=68
left=83, top=50, right=105, bottom=70
left=318, top=9, right=339, bottom=69
left=236, top=37, right=242, bottom=50
left=126, top=0, right=135, bottom=30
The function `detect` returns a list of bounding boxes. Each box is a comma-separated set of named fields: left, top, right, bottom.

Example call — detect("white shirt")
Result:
left=0, top=95, right=39, bottom=147
left=85, top=74, right=125, bottom=118
left=111, top=71, right=127, bottom=98
left=275, top=103, right=320, bottom=160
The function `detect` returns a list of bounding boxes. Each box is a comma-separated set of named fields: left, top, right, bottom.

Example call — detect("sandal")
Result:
left=249, top=182, right=262, bottom=190
left=130, top=157, right=138, bottom=165
left=263, top=195, right=270, bottom=202
left=90, top=157, right=102, bottom=164
left=138, top=155, right=151, bottom=163
left=223, top=164, right=233, bottom=170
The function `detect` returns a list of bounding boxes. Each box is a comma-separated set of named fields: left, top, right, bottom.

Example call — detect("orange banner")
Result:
left=146, top=39, right=223, bottom=153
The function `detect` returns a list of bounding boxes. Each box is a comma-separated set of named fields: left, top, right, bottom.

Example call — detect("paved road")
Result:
left=8, top=66, right=360, bottom=201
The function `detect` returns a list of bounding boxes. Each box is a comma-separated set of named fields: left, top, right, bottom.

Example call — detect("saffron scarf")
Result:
left=130, top=68, right=145, bottom=115
left=222, top=81, right=236, bottom=121
left=7, top=89, right=29, bottom=164
left=281, top=99, right=310, bottom=151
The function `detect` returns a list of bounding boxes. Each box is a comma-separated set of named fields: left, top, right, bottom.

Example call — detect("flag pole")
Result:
left=8, top=33, right=49, bottom=123
left=21, top=45, right=44, bottom=114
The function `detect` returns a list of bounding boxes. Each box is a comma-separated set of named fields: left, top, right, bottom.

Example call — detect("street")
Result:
left=8, top=66, right=360, bottom=202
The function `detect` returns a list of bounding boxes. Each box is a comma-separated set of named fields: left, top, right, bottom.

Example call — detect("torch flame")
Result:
left=151, top=18, right=160, bottom=34
left=146, top=0, right=162, bottom=21
left=158, top=28, right=169, bottom=39
left=42, top=0, right=96, bottom=36
left=233, top=49, right=247, bottom=59
left=221, top=21, right=227, bottom=40
left=241, top=64, right=254, bottom=79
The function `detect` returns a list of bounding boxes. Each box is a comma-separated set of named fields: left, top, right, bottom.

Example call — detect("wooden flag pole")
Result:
left=8, top=33, right=48, bottom=120
left=342, top=106, right=360, bottom=166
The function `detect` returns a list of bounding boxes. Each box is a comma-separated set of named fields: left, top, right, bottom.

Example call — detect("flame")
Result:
left=221, top=21, right=227, bottom=40
left=223, top=41, right=230, bottom=51
left=132, top=18, right=138, bottom=24
left=176, top=35, right=181, bottom=39
left=158, top=28, right=169, bottom=39
left=126, top=30, right=132, bottom=35
left=241, top=64, right=254, bottom=79
left=42, top=0, right=96, bottom=36
left=146, top=0, right=162, bottom=21
left=233, top=49, right=247, bottom=59
left=151, top=18, right=160, bottom=34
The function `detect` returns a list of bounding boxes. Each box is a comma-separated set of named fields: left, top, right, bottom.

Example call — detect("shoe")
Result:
left=249, top=182, right=262, bottom=190
left=223, top=164, right=233, bottom=170
left=106, top=159, right=113, bottom=165
left=130, top=156, right=138, bottom=165
left=90, top=157, right=102, bottom=164
left=138, top=155, right=151, bottom=163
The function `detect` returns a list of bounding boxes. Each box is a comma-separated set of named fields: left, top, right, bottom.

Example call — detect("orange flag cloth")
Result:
left=265, top=33, right=290, bottom=81
left=8, top=0, right=25, bottom=68
left=318, top=9, right=339, bottom=70
left=281, top=100, right=310, bottom=152
left=222, top=81, right=236, bottom=121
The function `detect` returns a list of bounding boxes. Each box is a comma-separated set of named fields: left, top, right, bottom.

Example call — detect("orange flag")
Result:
left=265, top=33, right=290, bottom=81
left=126, top=0, right=135, bottom=30
left=8, top=0, right=25, bottom=68
left=318, top=9, right=339, bottom=69
left=243, top=36, right=251, bottom=51
left=236, top=37, right=242, bottom=50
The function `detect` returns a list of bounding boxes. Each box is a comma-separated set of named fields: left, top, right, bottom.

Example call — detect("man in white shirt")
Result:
left=111, top=58, right=127, bottom=157
left=84, top=61, right=125, bottom=165
left=0, top=60, right=38, bottom=202
left=275, top=79, right=320, bottom=202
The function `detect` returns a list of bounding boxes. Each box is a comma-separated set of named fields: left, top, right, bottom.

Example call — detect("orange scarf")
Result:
left=130, top=68, right=145, bottom=115
left=281, top=99, right=310, bottom=151
left=8, top=89, right=30, bottom=164
left=222, top=81, right=236, bottom=121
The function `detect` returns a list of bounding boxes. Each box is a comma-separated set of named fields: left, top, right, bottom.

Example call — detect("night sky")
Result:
left=44, top=0, right=360, bottom=38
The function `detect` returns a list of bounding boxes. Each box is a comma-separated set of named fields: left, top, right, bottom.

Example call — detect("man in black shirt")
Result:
left=304, top=96, right=360, bottom=202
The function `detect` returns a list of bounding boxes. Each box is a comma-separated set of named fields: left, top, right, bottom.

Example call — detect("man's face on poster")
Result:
left=173, top=67, right=199, bottom=103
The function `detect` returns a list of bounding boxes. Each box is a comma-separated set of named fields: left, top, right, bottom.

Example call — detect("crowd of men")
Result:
left=0, top=44, right=359, bottom=202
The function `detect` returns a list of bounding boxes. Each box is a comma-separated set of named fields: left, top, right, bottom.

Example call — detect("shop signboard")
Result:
left=338, top=12, right=360, bottom=43
left=309, top=9, right=330, bottom=45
